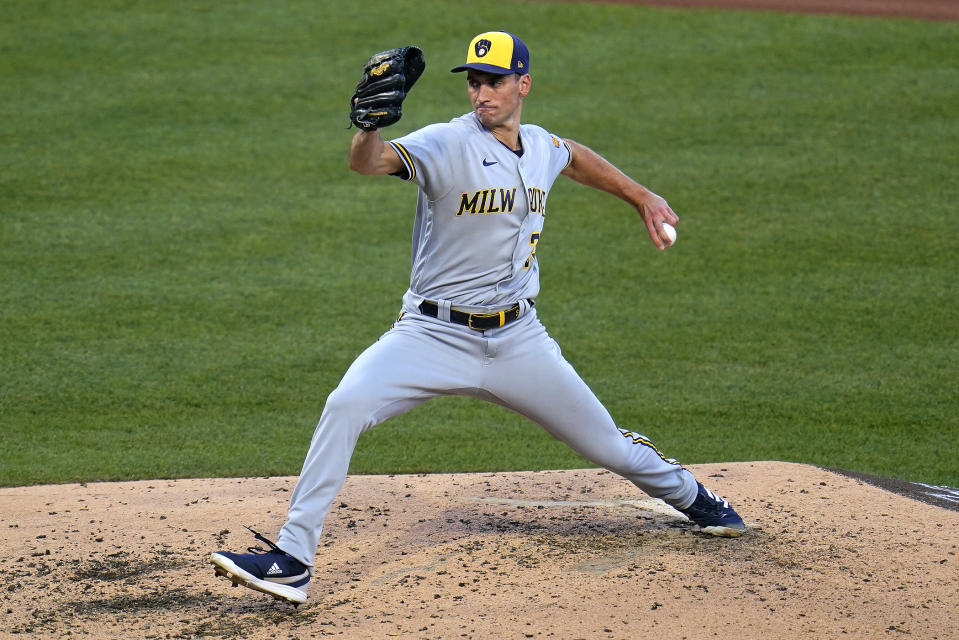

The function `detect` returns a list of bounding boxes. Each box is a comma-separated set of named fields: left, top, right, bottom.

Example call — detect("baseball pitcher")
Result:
left=211, top=31, right=745, bottom=606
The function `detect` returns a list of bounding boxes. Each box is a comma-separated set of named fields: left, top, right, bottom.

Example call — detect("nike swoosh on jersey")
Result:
left=482, top=158, right=498, bottom=166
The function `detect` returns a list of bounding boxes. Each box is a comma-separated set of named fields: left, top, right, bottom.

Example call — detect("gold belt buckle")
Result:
left=467, top=309, right=507, bottom=330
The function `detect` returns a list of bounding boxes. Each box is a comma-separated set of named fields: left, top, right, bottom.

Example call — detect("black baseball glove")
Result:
left=350, top=46, right=426, bottom=131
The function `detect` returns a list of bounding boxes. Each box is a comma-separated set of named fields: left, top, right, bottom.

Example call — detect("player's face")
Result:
left=467, top=71, right=531, bottom=129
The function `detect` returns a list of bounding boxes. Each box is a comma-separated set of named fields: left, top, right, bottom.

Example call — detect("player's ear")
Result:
left=518, top=74, right=531, bottom=98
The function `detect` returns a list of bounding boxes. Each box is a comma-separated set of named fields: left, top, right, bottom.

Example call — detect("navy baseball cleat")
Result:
left=679, top=482, right=746, bottom=537
left=210, top=527, right=311, bottom=605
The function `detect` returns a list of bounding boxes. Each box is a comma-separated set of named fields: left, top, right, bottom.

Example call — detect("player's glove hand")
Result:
left=350, top=46, right=426, bottom=131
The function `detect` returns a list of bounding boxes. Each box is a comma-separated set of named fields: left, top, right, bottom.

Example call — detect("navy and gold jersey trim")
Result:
left=561, top=139, right=573, bottom=171
left=618, top=429, right=682, bottom=466
left=389, top=141, right=416, bottom=181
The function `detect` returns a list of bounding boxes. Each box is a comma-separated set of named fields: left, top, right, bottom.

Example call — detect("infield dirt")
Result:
left=3, top=462, right=958, bottom=639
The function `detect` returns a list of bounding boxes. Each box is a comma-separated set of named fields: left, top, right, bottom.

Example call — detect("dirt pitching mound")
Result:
left=2, top=461, right=957, bottom=639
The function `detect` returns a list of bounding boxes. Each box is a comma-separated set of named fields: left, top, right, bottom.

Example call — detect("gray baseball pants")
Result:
left=277, top=308, right=698, bottom=567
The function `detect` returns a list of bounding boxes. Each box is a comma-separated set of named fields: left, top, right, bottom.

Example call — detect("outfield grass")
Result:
left=2, top=1, right=957, bottom=487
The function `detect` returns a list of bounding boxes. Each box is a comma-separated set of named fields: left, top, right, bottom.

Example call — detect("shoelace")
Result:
left=244, top=526, right=285, bottom=555
left=701, top=486, right=730, bottom=509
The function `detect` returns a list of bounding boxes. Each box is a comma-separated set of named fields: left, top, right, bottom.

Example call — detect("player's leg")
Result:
left=479, top=312, right=693, bottom=501
left=482, top=311, right=744, bottom=535
left=277, top=315, right=485, bottom=566
left=212, top=315, right=486, bottom=601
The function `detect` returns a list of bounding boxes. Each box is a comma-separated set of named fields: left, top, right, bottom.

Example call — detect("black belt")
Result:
left=419, top=300, right=532, bottom=330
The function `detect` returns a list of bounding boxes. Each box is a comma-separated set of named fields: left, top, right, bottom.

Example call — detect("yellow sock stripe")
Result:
left=390, top=142, right=416, bottom=181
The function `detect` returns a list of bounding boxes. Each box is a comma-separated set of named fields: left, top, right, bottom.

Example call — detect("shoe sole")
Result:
left=700, top=524, right=746, bottom=538
left=210, top=553, right=307, bottom=605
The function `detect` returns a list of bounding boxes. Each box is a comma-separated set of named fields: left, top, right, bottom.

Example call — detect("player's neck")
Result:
left=490, top=127, right=521, bottom=151
left=488, top=110, right=523, bottom=151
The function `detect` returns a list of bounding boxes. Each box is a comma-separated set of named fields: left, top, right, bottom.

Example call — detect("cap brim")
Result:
left=450, top=62, right=515, bottom=74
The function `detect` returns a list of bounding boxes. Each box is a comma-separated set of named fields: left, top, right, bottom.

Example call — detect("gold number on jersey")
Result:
left=524, top=232, right=541, bottom=269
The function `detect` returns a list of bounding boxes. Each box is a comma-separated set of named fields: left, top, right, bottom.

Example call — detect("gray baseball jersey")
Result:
left=390, top=112, right=570, bottom=309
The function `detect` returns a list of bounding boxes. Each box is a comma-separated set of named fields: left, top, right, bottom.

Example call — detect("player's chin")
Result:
left=474, top=107, right=498, bottom=124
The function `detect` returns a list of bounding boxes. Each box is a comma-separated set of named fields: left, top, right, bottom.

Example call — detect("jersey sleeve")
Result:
left=388, top=123, right=457, bottom=195
left=546, top=130, right=573, bottom=175
left=560, top=138, right=573, bottom=171
left=523, top=124, right=573, bottom=181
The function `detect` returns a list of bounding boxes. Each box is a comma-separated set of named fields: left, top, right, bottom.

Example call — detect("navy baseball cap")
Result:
left=450, top=31, right=530, bottom=75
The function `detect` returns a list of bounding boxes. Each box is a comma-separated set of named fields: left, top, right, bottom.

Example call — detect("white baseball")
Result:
left=662, top=222, right=677, bottom=246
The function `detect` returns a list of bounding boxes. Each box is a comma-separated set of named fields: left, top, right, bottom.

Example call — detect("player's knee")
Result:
left=320, top=385, right=375, bottom=430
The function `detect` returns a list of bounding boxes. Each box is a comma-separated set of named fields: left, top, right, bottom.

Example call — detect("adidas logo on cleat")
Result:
left=267, top=562, right=283, bottom=576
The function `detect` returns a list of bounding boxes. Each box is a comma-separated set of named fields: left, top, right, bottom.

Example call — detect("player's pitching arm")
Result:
left=561, top=139, right=678, bottom=251
left=349, top=130, right=406, bottom=176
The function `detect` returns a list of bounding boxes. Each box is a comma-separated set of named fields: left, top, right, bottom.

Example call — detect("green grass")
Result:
left=2, top=1, right=957, bottom=487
